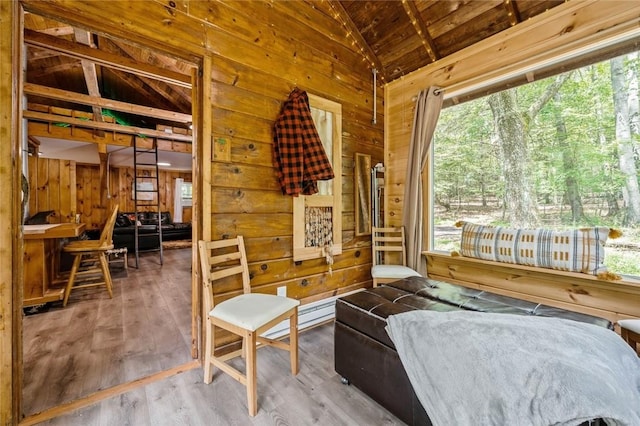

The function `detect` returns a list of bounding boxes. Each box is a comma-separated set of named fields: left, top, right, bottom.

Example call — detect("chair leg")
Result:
left=622, top=328, right=640, bottom=356
left=98, top=252, right=114, bottom=298
left=246, top=330, right=257, bottom=416
left=290, top=309, right=299, bottom=375
left=63, top=254, right=83, bottom=307
left=203, top=319, right=215, bottom=384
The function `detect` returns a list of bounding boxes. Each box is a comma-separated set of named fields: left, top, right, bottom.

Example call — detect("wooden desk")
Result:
left=23, top=223, right=86, bottom=307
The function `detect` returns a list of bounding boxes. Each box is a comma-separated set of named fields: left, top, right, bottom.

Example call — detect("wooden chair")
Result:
left=62, top=205, right=119, bottom=306
left=198, top=236, right=300, bottom=416
left=618, top=319, right=640, bottom=356
left=371, top=226, right=421, bottom=287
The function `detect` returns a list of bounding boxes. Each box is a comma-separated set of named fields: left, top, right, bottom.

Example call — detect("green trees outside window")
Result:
left=432, top=52, right=640, bottom=276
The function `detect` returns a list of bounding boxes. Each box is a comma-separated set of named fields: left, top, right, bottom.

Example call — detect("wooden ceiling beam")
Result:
left=28, top=121, right=191, bottom=153
left=401, top=0, right=440, bottom=62
left=108, top=68, right=191, bottom=114
left=24, top=83, right=192, bottom=123
left=503, top=0, right=521, bottom=27
left=73, top=29, right=104, bottom=121
left=26, top=61, right=82, bottom=79
left=23, top=110, right=193, bottom=143
left=101, top=38, right=192, bottom=112
left=24, top=29, right=191, bottom=88
left=35, top=25, right=75, bottom=37
left=329, top=1, right=387, bottom=81
left=27, top=46, right=66, bottom=60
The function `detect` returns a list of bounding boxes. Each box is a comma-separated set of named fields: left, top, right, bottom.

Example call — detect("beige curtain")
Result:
left=402, top=87, right=443, bottom=275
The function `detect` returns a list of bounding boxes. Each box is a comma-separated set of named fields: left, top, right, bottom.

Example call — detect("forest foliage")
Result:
left=432, top=52, right=640, bottom=275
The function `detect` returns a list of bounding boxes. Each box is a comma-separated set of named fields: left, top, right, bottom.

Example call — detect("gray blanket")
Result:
left=386, top=311, right=640, bottom=426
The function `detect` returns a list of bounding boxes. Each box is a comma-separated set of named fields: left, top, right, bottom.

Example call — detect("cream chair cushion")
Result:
left=371, top=264, right=421, bottom=280
left=619, top=319, right=640, bottom=334
left=211, top=293, right=300, bottom=332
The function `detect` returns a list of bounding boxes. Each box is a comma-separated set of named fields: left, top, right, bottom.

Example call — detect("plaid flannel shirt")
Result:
left=273, top=88, right=335, bottom=196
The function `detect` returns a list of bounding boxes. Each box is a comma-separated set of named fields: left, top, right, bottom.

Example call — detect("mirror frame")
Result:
left=354, top=152, right=371, bottom=236
left=292, top=93, right=343, bottom=261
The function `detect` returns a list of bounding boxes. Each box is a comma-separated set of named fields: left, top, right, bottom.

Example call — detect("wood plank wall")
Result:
left=1, top=1, right=20, bottom=423
left=6, top=0, right=639, bottom=421
left=201, top=0, right=382, bottom=307
left=19, top=0, right=383, bottom=346
left=27, top=157, right=76, bottom=224
left=27, top=157, right=192, bottom=229
left=109, top=166, right=192, bottom=223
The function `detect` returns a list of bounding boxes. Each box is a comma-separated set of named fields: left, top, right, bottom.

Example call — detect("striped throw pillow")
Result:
left=455, top=221, right=620, bottom=279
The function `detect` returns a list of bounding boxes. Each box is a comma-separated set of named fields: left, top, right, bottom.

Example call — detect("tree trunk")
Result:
left=488, top=91, right=538, bottom=227
left=610, top=55, right=640, bottom=225
left=592, top=65, right=620, bottom=217
left=553, top=92, right=584, bottom=223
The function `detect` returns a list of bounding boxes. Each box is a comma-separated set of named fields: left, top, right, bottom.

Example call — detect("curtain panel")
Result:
left=402, top=87, right=443, bottom=275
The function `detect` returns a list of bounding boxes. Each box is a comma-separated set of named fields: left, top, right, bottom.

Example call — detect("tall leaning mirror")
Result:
left=354, top=153, right=371, bottom=236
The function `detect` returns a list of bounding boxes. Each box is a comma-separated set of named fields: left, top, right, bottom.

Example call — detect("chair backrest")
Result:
left=99, top=205, right=119, bottom=246
left=372, top=226, right=408, bottom=267
left=198, top=236, right=251, bottom=314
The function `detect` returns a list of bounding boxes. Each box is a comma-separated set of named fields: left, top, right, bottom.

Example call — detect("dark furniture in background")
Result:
left=334, top=276, right=613, bottom=426
left=25, top=210, right=55, bottom=225
left=111, top=211, right=191, bottom=252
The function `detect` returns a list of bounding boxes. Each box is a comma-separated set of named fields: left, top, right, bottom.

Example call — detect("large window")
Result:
left=431, top=51, right=640, bottom=277
left=181, top=181, right=192, bottom=206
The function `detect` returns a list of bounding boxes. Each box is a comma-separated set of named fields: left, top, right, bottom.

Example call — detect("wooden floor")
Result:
left=22, top=248, right=403, bottom=425
left=22, top=248, right=194, bottom=417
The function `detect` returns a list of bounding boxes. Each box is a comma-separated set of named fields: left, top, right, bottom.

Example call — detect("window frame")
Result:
left=425, top=34, right=640, bottom=257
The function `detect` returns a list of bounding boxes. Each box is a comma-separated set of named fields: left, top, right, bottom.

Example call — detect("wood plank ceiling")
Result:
left=335, top=0, right=565, bottom=83
left=24, top=12, right=193, bottom=131
left=23, top=1, right=565, bottom=126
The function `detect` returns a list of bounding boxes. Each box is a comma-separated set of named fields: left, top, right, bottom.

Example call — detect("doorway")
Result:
left=20, top=9, right=202, bottom=420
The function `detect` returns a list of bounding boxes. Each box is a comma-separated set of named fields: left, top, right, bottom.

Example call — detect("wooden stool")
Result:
left=618, top=319, right=640, bottom=356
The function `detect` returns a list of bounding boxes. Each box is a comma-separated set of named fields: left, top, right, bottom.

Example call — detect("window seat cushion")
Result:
left=453, top=220, right=621, bottom=280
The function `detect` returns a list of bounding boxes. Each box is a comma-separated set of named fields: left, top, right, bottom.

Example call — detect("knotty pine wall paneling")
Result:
left=75, top=164, right=192, bottom=229
left=27, top=156, right=76, bottom=224
left=198, top=0, right=382, bottom=308
left=27, top=160, right=193, bottom=231
left=18, top=0, right=382, bottom=359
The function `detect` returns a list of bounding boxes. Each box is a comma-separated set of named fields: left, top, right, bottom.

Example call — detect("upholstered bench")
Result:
left=334, top=276, right=613, bottom=426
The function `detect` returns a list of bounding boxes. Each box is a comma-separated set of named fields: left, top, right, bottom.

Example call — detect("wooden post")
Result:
left=0, top=1, right=22, bottom=423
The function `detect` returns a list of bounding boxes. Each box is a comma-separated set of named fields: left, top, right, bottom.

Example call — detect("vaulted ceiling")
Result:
left=337, top=0, right=564, bottom=83
left=22, top=1, right=565, bottom=150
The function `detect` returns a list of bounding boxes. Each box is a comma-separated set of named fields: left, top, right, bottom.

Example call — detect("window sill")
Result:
left=423, top=250, right=640, bottom=288
left=422, top=250, right=640, bottom=324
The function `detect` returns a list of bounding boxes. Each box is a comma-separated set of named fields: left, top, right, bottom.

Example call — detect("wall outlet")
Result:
left=277, top=286, right=287, bottom=297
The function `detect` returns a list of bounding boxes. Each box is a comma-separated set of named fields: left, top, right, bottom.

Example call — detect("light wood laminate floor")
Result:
left=23, top=248, right=403, bottom=425
left=23, top=248, right=194, bottom=417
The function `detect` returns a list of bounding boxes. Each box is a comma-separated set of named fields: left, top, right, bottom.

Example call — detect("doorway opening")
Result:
left=20, top=9, right=201, bottom=421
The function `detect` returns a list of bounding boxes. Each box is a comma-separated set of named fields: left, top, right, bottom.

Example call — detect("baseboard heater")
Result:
left=263, top=289, right=363, bottom=340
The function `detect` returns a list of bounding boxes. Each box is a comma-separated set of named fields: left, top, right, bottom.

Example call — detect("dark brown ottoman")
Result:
left=334, top=276, right=613, bottom=425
